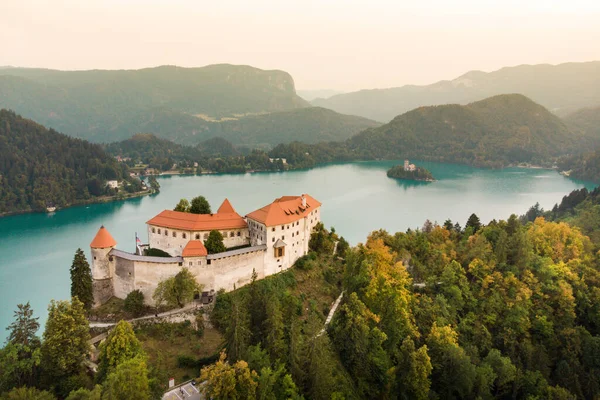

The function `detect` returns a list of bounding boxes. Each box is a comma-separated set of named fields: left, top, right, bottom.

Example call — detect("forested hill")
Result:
left=312, top=61, right=600, bottom=122
left=563, top=105, right=600, bottom=139
left=347, top=94, right=581, bottom=167
left=0, top=110, right=132, bottom=214
left=0, top=64, right=309, bottom=143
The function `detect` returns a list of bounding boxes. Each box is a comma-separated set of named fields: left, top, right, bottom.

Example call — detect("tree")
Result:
left=0, top=386, right=56, bottom=400
left=96, top=321, right=144, bottom=382
left=65, top=385, right=102, bottom=400
left=124, top=290, right=145, bottom=317
left=190, top=195, right=211, bottom=214
left=147, top=176, right=160, bottom=192
left=101, top=357, right=151, bottom=400
left=152, top=268, right=201, bottom=308
left=205, top=230, right=226, bottom=254
left=173, top=198, right=190, bottom=212
left=41, top=298, right=90, bottom=379
left=200, top=352, right=258, bottom=400
left=225, top=295, right=251, bottom=362
left=70, top=249, right=94, bottom=310
left=465, top=213, right=482, bottom=233
left=396, top=337, right=432, bottom=400
left=264, top=297, right=285, bottom=362
left=6, top=302, right=40, bottom=347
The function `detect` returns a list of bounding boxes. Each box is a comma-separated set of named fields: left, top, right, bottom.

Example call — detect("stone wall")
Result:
left=92, top=278, right=113, bottom=307
left=147, top=225, right=250, bottom=256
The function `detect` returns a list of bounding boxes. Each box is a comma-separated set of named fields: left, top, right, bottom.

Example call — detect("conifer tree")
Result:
left=70, top=249, right=93, bottom=311
left=465, top=213, right=482, bottom=233
left=6, top=302, right=40, bottom=347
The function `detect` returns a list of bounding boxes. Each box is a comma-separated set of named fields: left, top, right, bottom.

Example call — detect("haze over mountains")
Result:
left=312, top=61, right=600, bottom=122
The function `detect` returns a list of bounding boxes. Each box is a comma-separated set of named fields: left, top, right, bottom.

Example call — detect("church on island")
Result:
left=90, top=194, right=322, bottom=307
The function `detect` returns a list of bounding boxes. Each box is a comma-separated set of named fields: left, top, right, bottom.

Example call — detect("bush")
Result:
left=144, top=248, right=172, bottom=257
left=295, top=252, right=317, bottom=270
left=124, top=290, right=145, bottom=317
left=177, top=355, right=198, bottom=368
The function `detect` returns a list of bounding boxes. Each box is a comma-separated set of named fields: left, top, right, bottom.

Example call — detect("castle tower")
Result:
left=90, top=225, right=117, bottom=306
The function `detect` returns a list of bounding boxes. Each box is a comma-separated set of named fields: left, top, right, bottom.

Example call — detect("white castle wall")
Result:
left=148, top=225, right=250, bottom=256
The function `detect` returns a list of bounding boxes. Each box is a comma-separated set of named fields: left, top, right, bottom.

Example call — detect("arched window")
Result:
left=152, top=227, right=156, bottom=233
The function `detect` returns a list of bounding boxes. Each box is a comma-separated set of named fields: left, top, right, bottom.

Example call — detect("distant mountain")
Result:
left=563, top=106, right=600, bottom=140
left=272, top=94, right=584, bottom=169
left=0, top=64, right=309, bottom=142
left=297, top=89, right=344, bottom=101
left=205, top=107, right=380, bottom=147
left=312, top=61, right=600, bottom=122
left=347, top=94, right=581, bottom=167
left=0, top=110, right=137, bottom=214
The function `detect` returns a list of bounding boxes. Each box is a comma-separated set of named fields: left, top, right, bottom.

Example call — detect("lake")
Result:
left=0, top=160, right=595, bottom=341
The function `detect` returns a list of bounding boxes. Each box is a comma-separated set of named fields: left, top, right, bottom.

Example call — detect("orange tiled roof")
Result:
left=90, top=226, right=117, bottom=248
left=217, top=198, right=236, bottom=214
left=246, top=194, right=321, bottom=227
left=147, top=209, right=247, bottom=231
left=182, top=240, right=208, bottom=257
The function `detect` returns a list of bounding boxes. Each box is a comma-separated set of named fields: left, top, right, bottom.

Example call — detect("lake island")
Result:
left=387, top=160, right=435, bottom=182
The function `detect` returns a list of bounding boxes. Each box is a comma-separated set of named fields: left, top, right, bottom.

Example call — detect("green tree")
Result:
left=200, top=352, right=258, bottom=400
left=190, top=195, right=211, bottom=214
left=6, top=302, right=40, bottom=347
left=225, top=295, right=251, bottom=363
left=152, top=268, right=201, bottom=308
left=205, top=230, right=227, bottom=254
left=173, top=198, right=190, bottom=212
left=65, top=385, right=102, bottom=400
left=147, top=176, right=160, bottom=192
left=465, top=213, right=482, bottom=233
left=70, top=249, right=94, bottom=310
left=396, top=337, right=432, bottom=400
left=264, top=297, right=285, bottom=362
left=0, top=386, right=56, bottom=400
left=96, top=321, right=144, bottom=382
left=41, top=298, right=90, bottom=380
left=124, top=290, right=145, bottom=317
left=101, top=357, right=151, bottom=400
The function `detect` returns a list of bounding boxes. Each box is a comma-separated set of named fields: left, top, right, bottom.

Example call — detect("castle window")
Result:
left=292, top=233, right=294, bottom=237
left=158, top=229, right=161, bottom=234
left=93, top=256, right=97, bottom=260
left=173, top=232, right=176, bottom=237
left=282, top=236, right=285, bottom=240
left=230, top=232, right=234, bottom=238
left=281, top=226, right=284, bottom=230
left=297, top=231, right=299, bottom=235
left=237, top=231, right=241, bottom=236
left=204, top=233, right=208, bottom=240
left=183, top=233, right=187, bottom=239
left=278, top=264, right=282, bottom=268
left=178, top=262, right=183, bottom=266
left=189, top=262, right=193, bottom=266
left=165, top=230, right=168, bottom=236
left=198, top=261, right=201, bottom=265
left=272, top=237, right=275, bottom=242
left=287, top=225, right=289, bottom=229
left=207, top=259, right=211, bottom=265
left=195, top=234, right=200, bottom=240
left=272, top=227, right=275, bottom=232
left=152, top=227, right=156, bottom=233
left=109, top=256, right=113, bottom=262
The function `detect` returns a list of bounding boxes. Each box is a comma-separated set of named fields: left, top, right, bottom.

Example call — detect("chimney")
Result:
left=301, top=194, right=307, bottom=208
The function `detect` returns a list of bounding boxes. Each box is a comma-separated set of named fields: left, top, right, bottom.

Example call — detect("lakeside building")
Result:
left=403, top=159, right=416, bottom=172
left=90, top=194, right=321, bottom=307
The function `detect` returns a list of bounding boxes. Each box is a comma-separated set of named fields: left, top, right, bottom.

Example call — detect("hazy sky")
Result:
left=1, top=0, right=599, bottom=91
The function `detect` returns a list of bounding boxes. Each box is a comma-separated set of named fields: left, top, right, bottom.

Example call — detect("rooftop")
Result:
left=182, top=240, right=208, bottom=257
left=90, top=226, right=117, bottom=249
left=147, top=199, right=247, bottom=231
left=246, top=194, right=321, bottom=227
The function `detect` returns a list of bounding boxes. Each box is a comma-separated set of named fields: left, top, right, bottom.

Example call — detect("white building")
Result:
left=90, top=194, right=321, bottom=306
left=106, top=180, right=119, bottom=189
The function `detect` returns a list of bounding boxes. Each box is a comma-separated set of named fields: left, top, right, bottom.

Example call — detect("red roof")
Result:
left=90, top=226, right=117, bottom=248
left=182, top=240, right=208, bottom=257
left=217, top=198, right=236, bottom=214
left=246, top=194, right=321, bottom=227
left=147, top=207, right=247, bottom=231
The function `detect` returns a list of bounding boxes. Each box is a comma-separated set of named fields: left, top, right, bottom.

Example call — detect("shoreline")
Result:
left=0, top=189, right=155, bottom=218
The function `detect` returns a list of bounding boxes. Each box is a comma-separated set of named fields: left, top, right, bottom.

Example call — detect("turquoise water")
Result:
left=0, top=160, right=595, bottom=341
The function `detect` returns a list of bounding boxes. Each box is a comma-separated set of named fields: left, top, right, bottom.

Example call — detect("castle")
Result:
left=90, top=194, right=322, bottom=307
